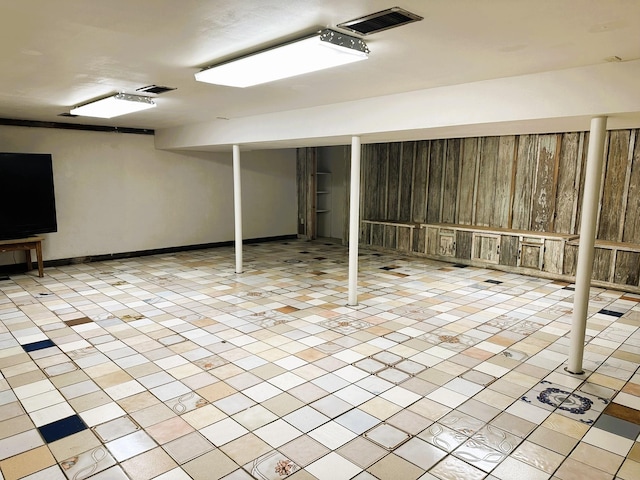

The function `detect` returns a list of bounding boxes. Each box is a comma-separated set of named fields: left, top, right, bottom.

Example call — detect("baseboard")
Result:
left=0, top=234, right=298, bottom=275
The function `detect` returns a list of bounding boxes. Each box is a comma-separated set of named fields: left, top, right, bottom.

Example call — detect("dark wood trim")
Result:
left=0, top=118, right=154, bottom=135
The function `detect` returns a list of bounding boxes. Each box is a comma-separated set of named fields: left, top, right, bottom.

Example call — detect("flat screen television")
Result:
left=0, top=153, right=58, bottom=240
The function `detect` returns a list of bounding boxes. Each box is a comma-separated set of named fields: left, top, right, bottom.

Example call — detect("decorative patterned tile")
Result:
left=59, top=446, right=117, bottom=480
left=245, top=450, right=299, bottom=479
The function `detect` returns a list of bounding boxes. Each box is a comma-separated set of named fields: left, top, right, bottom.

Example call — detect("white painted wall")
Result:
left=0, top=126, right=296, bottom=265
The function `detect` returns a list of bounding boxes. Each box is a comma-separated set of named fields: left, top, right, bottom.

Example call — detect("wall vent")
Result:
left=337, top=7, right=423, bottom=35
left=136, top=85, right=176, bottom=94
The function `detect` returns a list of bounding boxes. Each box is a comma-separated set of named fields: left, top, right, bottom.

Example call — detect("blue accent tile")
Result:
left=38, top=415, right=88, bottom=443
left=598, top=309, right=624, bottom=317
left=22, top=339, right=56, bottom=352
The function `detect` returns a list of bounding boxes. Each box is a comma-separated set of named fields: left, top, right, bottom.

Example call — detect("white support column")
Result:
left=348, top=136, right=361, bottom=306
left=567, top=116, right=607, bottom=374
left=233, top=144, right=243, bottom=274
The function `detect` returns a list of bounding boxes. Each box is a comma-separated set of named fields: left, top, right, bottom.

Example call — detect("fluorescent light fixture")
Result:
left=195, top=29, right=369, bottom=88
left=70, top=93, right=156, bottom=118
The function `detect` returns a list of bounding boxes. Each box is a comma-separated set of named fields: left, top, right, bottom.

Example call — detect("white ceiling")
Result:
left=1, top=0, right=640, bottom=143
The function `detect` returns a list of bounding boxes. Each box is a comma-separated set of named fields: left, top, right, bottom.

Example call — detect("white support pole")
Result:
left=348, top=136, right=362, bottom=306
left=567, top=116, right=607, bottom=374
left=233, top=144, right=243, bottom=274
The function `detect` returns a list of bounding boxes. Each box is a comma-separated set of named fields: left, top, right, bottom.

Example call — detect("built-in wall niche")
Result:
left=297, top=146, right=349, bottom=242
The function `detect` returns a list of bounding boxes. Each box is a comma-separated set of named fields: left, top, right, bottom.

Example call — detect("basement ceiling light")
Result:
left=338, top=7, right=423, bottom=35
left=195, top=29, right=369, bottom=88
left=70, top=93, right=156, bottom=118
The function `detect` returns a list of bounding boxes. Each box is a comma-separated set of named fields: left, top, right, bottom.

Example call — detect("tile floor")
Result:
left=0, top=239, right=639, bottom=480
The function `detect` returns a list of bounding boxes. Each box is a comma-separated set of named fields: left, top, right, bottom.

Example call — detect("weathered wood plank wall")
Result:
left=360, top=130, right=639, bottom=243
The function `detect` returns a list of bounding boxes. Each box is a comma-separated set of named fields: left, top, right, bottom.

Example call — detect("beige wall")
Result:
left=0, top=125, right=297, bottom=264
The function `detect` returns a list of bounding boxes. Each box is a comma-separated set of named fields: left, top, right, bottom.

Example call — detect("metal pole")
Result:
left=233, top=144, right=243, bottom=274
left=567, top=116, right=607, bottom=374
left=348, top=136, right=361, bottom=306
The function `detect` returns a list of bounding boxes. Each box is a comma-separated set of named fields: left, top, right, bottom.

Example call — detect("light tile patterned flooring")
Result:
left=0, top=240, right=639, bottom=480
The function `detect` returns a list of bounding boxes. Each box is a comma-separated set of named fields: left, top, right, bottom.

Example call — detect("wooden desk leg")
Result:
left=35, top=241, right=44, bottom=278
left=25, top=249, right=33, bottom=273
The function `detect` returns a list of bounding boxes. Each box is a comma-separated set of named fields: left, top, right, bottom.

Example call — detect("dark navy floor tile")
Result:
left=598, top=309, right=624, bottom=317
left=38, top=414, right=88, bottom=443
left=22, top=339, right=56, bottom=352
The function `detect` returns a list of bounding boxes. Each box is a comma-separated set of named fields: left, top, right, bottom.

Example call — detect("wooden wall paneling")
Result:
left=474, top=136, right=499, bottom=226
left=412, top=141, right=429, bottom=222
left=511, top=134, right=539, bottom=230
left=397, top=227, right=411, bottom=252
left=399, top=142, right=415, bottom=222
left=426, top=226, right=438, bottom=255
left=368, top=144, right=384, bottom=220
left=472, top=139, right=482, bottom=225
left=563, top=244, right=578, bottom=275
left=296, top=147, right=317, bottom=239
left=614, top=250, right=640, bottom=286
left=492, top=136, right=516, bottom=228
left=618, top=132, right=636, bottom=242
left=554, top=133, right=580, bottom=234
left=360, top=221, right=371, bottom=244
left=387, top=143, right=402, bottom=221
left=575, top=132, right=590, bottom=233
left=426, top=139, right=445, bottom=223
left=570, top=133, right=586, bottom=235
left=413, top=226, right=426, bottom=253
left=543, top=239, right=564, bottom=274
left=455, top=230, right=473, bottom=259
left=361, top=144, right=373, bottom=221
left=593, top=132, right=611, bottom=238
left=371, top=223, right=384, bottom=247
left=592, top=248, right=612, bottom=281
left=623, top=131, right=640, bottom=243
left=442, top=138, right=461, bottom=224
left=598, top=130, right=630, bottom=241
left=458, top=138, right=478, bottom=225
left=499, top=235, right=519, bottom=267
left=296, top=149, right=307, bottom=236
left=378, top=143, right=390, bottom=219
left=384, top=225, right=397, bottom=249
left=530, top=134, right=560, bottom=232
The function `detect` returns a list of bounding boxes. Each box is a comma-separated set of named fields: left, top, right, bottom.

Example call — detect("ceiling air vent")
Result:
left=337, top=7, right=423, bottom=35
left=136, top=85, right=176, bottom=94
left=58, top=112, right=78, bottom=117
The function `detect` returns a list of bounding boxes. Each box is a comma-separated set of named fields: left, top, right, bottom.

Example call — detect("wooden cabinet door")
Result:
left=438, top=229, right=456, bottom=257
left=520, top=237, right=543, bottom=269
left=472, top=233, right=500, bottom=264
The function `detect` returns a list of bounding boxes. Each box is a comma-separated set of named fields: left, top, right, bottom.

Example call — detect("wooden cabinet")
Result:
left=565, top=239, right=640, bottom=287
left=421, top=223, right=576, bottom=277
left=361, top=220, right=419, bottom=252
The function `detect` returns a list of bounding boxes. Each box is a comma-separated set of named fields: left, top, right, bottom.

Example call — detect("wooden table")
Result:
left=0, top=237, right=44, bottom=277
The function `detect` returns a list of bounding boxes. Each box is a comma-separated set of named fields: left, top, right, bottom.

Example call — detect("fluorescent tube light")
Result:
left=195, top=29, right=369, bottom=88
left=70, top=93, right=156, bottom=118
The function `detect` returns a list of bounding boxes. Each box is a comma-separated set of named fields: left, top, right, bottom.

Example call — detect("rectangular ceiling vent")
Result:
left=337, top=7, right=423, bottom=36
left=136, top=85, right=176, bottom=95
left=58, top=112, right=78, bottom=117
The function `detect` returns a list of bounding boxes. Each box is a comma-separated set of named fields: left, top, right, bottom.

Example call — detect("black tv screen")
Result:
left=0, top=153, right=58, bottom=240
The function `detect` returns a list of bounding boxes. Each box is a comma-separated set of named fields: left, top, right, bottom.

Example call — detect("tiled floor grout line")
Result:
left=0, top=239, right=638, bottom=479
